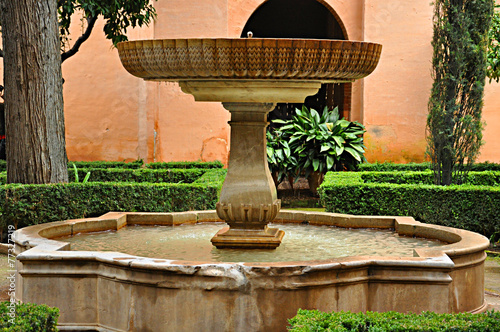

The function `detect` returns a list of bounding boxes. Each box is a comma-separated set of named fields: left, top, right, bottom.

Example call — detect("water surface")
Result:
left=59, top=223, right=444, bottom=262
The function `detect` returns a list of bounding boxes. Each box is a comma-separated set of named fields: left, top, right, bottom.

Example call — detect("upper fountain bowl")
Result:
left=117, top=38, right=382, bottom=102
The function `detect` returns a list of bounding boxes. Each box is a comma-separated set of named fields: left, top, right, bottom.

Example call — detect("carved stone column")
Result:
left=211, top=102, right=284, bottom=249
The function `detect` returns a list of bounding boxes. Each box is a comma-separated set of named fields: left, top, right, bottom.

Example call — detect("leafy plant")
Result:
left=270, top=106, right=366, bottom=180
left=72, top=163, right=91, bottom=183
left=266, top=130, right=297, bottom=184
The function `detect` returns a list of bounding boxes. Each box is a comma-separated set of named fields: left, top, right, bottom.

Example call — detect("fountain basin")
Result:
left=117, top=38, right=382, bottom=102
left=14, top=210, right=489, bottom=332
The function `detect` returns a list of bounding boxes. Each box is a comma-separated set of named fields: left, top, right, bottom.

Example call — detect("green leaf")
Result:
left=333, top=136, right=345, bottom=146
left=310, top=108, right=321, bottom=125
left=326, top=155, right=335, bottom=170
left=335, top=145, right=344, bottom=156
left=312, top=158, right=320, bottom=171
left=344, top=147, right=362, bottom=162
left=320, top=145, right=330, bottom=153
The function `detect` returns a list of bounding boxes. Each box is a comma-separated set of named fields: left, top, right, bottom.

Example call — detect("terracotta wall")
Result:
left=62, top=1, right=231, bottom=164
left=0, top=0, right=499, bottom=164
left=362, top=0, right=433, bottom=162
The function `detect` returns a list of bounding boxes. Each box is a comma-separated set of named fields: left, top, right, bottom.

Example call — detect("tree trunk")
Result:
left=0, top=0, right=68, bottom=183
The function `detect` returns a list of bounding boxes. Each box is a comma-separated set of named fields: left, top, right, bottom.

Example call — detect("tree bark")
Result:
left=0, top=0, right=68, bottom=183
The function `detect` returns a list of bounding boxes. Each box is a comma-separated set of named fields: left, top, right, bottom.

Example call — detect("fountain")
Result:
left=118, top=37, right=382, bottom=249
left=12, top=37, right=490, bottom=332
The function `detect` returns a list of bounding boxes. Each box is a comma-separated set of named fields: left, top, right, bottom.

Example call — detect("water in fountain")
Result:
left=59, top=223, right=444, bottom=262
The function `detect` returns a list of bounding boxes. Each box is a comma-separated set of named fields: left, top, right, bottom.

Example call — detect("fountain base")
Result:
left=211, top=226, right=285, bottom=249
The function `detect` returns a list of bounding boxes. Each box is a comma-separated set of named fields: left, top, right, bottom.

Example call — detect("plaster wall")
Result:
left=1, top=0, right=500, bottom=163
left=362, top=0, right=433, bottom=163
left=61, top=15, right=156, bottom=162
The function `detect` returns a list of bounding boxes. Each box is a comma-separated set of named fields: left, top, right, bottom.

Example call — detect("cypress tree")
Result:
left=427, top=0, right=494, bottom=185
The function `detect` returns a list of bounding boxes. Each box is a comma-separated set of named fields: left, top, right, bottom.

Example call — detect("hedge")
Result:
left=0, top=169, right=226, bottom=240
left=319, top=171, right=499, bottom=238
left=359, top=161, right=500, bottom=172
left=0, top=302, right=59, bottom=331
left=69, top=168, right=205, bottom=184
left=69, top=160, right=143, bottom=169
left=0, top=160, right=225, bottom=172
left=1, top=169, right=208, bottom=185
left=146, top=161, right=224, bottom=169
left=288, top=309, right=500, bottom=332
left=358, top=162, right=432, bottom=172
left=361, top=170, right=500, bottom=186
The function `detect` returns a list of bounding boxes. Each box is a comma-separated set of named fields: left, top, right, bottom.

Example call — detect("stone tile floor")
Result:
left=0, top=254, right=498, bottom=311
left=485, top=258, right=500, bottom=311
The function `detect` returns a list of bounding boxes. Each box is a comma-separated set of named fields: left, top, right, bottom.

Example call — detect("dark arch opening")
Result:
left=241, top=0, right=350, bottom=125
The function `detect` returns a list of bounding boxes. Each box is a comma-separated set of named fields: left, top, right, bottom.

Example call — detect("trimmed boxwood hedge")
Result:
left=362, top=170, right=500, bottom=186
left=358, top=162, right=432, bottom=172
left=0, top=302, right=59, bottom=331
left=146, top=161, right=224, bottom=169
left=1, top=160, right=224, bottom=172
left=0, top=169, right=225, bottom=240
left=359, top=161, right=500, bottom=172
left=69, top=160, right=143, bottom=169
left=319, top=171, right=499, bottom=238
left=288, top=309, right=500, bottom=332
left=69, top=168, right=205, bottom=184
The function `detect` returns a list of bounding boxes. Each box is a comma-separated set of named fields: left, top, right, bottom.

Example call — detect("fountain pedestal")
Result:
left=212, top=102, right=284, bottom=249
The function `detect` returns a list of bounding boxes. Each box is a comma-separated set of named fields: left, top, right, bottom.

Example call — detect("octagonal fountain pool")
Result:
left=14, top=210, right=489, bottom=332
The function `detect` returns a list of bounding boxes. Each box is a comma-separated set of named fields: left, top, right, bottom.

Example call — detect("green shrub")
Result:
left=359, top=162, right=432, bottom=172
left=68, top=160, right=143, bottom=169
left=0, top=169, right=225, bottom=238
left=68, top=168, right=205, bottom=184
left=288, top=309, right=500, bottom=332
left=0, top=160, right=5, bottom=172
left=269, top=106, right=366, bottom=180
left=361, top=171, right=500, bottom=186
left=0, top=302, right=59, bottom=331
left=319, top=171, right=500, bottom=238
left=146, top=161, right=224, bottom=169
left=358, top=161, right=500, bottom=172
left=193, top=168, right=226, bottom=186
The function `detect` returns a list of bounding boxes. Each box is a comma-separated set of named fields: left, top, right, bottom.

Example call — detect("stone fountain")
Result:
left=118, top=37, right=382, bottom=248
left=12, top=37, right=490, bottom=332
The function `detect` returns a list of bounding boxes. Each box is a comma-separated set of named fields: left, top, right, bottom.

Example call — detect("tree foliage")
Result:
left=57, top=0, right=156, bottom=62
left=487, top=5, right=500, bottom=82
left=427, top=0, right=494, bottom=185
left=0, top=0, right=156, bottom=62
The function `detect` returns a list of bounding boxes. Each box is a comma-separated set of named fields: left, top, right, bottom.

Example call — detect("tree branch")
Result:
left=61, top=15, right=97, bottom=63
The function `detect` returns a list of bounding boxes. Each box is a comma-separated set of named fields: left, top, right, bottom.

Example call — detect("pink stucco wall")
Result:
left=1, top=0, right=499, bottom=164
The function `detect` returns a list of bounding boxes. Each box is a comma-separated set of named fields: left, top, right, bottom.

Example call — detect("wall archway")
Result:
left=241, top=0, right=352, bottom=122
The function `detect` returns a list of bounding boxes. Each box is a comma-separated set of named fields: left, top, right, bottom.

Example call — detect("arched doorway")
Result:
left=241, top=0, right=351, bottom=125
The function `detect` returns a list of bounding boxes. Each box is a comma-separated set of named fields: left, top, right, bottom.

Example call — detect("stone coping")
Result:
left=14, top=210, right=490, bottom=271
